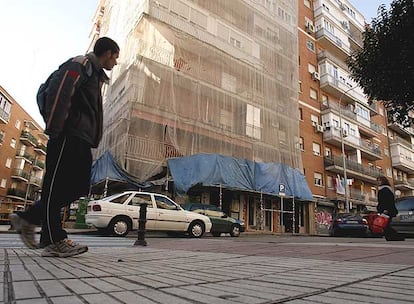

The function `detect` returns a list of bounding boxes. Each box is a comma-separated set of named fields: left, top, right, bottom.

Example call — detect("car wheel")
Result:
left=109, top=216, right=131, bottom=237
left=188, top=221, right=205, bottom=238
left=212, top=232, right=221, bottom=237
left=230, top=224, right=241, bottom=237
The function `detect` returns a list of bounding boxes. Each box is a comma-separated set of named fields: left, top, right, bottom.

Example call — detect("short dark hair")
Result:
left=94, top=37, right=120, bottom=57
left=377, top=175, right=390, bottom=186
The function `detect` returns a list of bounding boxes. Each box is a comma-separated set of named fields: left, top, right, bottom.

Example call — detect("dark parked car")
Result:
left=329, top=213, right=369, bottom=237
left=391, top=196, right=414, bottom=236
left=182, top=203, right=245, bottom=237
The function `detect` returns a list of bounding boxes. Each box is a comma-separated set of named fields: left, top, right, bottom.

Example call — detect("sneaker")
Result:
left=41, top=239, right=88, bottom=258
left=9, top=213, right=38, bottom=249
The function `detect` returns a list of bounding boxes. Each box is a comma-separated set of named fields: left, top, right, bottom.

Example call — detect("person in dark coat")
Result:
left=376, top=175, right=404, bottom=241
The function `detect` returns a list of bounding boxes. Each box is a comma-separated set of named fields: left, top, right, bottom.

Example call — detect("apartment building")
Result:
left=92, top=0, right=317, bottom=234
left=298, top=0, right=394, bottom=234
left=388, top=123, right=414, bottom=197
left=0, top=86, right=47, bottom=222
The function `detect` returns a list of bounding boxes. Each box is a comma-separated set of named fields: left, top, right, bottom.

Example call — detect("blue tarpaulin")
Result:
left=167, top=154, right=313, bottom=200
left=90, top=151, right=151, bottom=190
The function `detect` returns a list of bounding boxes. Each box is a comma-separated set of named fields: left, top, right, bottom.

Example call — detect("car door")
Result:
left=153, top=194, right=187, bottom=231
left=205, top=209, right=229, bottom=232
left=394, top=197, right=414, bottom=234
left=127, top=193, right=156, bottom=230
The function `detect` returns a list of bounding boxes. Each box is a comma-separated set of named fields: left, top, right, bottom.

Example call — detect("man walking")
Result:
left=10, top=37, right=120, bottom=257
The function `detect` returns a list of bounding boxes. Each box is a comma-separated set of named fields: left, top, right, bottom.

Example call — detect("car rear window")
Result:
left=396, top=198, right=414, bottom=211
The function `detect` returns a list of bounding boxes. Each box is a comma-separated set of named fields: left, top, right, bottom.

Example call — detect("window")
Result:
left=0, top=179, right=6, bottom=188
left=109, top=193, right=131, bottom=204
left=5, top=157, right=12, bottom=168
left=325, top=147, right=331, bottom=157
left=321, top=95, right=328, bottom=103
left=10, top=138, right=16, bottom=148
left=230, top=36, right=242, bottom=48
left=308, top=63, right=316, bottom=74
left=298, top=81, right=302, bottom=93
left=310, top=88, right=317, bottom=100
left=130, top=193, right=153, bottom=207
left=299, top=108, right=303, bottom=120
left=384, top=148, right=389, bottom=156
left=15, top=120, right=21, bottom=129
left=314, top=172, right=323, bottom=186
left=310, top=114, right=319, bottom=126
left=304, top=0, right=311, bottom=8
left=155, top=195, right=178, bottom=210
left=306, top=40, right=315, bottom=52
left=386, top=167, right=392, bottom=178
left=327, top=176, right=333, bottom=188
left=312, top=142, right=321, bottom=156
left=299, top=137, right=304, bottom=151
left=246, top=104, right=261, bottom=139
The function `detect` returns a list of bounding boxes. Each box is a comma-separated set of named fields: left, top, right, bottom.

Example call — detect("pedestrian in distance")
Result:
left=10, top=37, right=120, bottom=257
left=376, top=175, right=404, bottom=241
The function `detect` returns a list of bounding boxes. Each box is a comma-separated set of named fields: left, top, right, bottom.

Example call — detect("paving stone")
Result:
left=109, top=291, right=158, bottom=303
left=81, top=293, right=124, bottom=303
left=102, top=277, right=148, bottom=291
left=13, top=281, right=41, bottom=300
left=308, top=291, right=412, bottom=304
left=50, top=295, right=84, bottom=304
left=81, top=278, right=124, bottom=292
left=60, top=278, right=100, bottom=294
left=335, top=286, right=414, bottom=302
left=136, top=288, right=197, bottom=304
left=161, top=287, right=238, bottom=304
left=16, top=299, right=48, bottom=304
left=37, top=279, right=72, bottom=297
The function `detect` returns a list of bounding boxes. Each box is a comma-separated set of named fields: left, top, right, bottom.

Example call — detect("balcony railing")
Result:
left=15, top=151, right=34, bottom=162
left=394, top=178, right=414, bottom=188
left=34, top=143, right=47, bottom=154
left=319, top=73, right=368, bottom=104
left=20, top=131, right=38, bottom=146
left=29, top=176, right=42, bottom=187
left=11, top=168, right=30, bottom=181
left=324, top=156, right=383, bottom=179
left=32, top=159, right=45, bottom=170
left=390, top=137, right=414, bottom=151
left=6, top=188, right=26, bottom=199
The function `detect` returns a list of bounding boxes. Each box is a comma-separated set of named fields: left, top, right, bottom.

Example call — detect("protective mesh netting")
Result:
left=94, top=0, right=301, bottom=182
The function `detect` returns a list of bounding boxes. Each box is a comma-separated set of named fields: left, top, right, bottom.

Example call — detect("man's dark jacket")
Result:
left=37, top=52, right=108, bottom=148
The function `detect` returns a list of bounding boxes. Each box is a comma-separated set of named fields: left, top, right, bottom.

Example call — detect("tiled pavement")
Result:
left=1, top=234, right=414, bottom=303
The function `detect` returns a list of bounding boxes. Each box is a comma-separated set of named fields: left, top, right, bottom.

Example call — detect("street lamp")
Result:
left=338, top=85, right=357, bottom=213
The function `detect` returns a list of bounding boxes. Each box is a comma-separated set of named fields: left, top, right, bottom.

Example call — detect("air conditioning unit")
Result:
left=315, top=124, right=325, bottom=133
left=311, top=71, right=320, bottom=81
left=306, top=23, right=314, bottom=34
left=339, top=2, right=346, bottom=10
left=342, top=129, right=348, bottom=137
left=341, top=21, right=349, bottom=29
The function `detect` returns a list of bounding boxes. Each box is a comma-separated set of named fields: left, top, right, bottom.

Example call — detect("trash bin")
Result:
left=74, top=197, right=90, bottom=229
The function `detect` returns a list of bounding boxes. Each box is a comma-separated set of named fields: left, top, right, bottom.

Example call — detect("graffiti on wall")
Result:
left=315, top=210, right=332, bottom=227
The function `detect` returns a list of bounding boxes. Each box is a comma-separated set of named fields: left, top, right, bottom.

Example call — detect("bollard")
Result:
left=134, top=202, right=148, bottom=246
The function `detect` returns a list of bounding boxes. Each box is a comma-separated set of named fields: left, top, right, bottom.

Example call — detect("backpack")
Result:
left=36, top=72, right=55, bottom=124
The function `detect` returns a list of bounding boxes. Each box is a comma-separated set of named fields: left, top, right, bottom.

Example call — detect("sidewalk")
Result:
left=2, top=233, right=414, bottom=303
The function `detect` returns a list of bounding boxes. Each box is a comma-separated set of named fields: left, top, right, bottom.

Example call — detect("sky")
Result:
left=0, top=0, right=393, bottom=128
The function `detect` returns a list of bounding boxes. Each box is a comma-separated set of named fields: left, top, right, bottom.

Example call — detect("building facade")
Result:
left=92, top=0, right=317, bottom=234
left=298, top=0, right=396, bottom=234
left=0, top=86, right=47, bottom=222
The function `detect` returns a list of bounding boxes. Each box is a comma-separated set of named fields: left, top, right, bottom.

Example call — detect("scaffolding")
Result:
left=94, top=0, right=301, bottom=183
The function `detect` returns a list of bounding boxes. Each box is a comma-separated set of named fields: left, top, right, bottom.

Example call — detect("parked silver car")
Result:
left=391, top=196, right=414, bottom=236
left=85, top=191, right=212, bottom=237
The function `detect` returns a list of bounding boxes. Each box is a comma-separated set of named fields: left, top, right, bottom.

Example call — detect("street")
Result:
left=1, top=233, right=414, bottom=303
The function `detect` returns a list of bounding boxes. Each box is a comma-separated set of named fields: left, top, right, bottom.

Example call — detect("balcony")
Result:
left=394, top=178, right=414, bottom=191
left=34, top=143, right=47, bottom=155
left=319, top=73, right=369, bottom=105
left=323, top=128, right=382, bottom=160
left=315, top=28, right=350, bottom=61
left=0, top=107, right=10, bottom=123
left=389, top=137, right=414, bottom=173
left=32, top=159, right=45, bottom=171
left=324, top=156, right=383, bottom=183
left=10, top=168, right=30, bottom=182
left=6, top=188, right=26, bottom=201
left=29, top=176, right=42, bottom=188
left=15, top=151, right=34, bottom=163
left=321, top=101, right=379, bottom=137
left=20, top=131, right=38, bottom=146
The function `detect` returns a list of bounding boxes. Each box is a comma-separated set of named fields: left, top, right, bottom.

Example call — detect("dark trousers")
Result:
left=18, top=135, right=92, bottom=245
